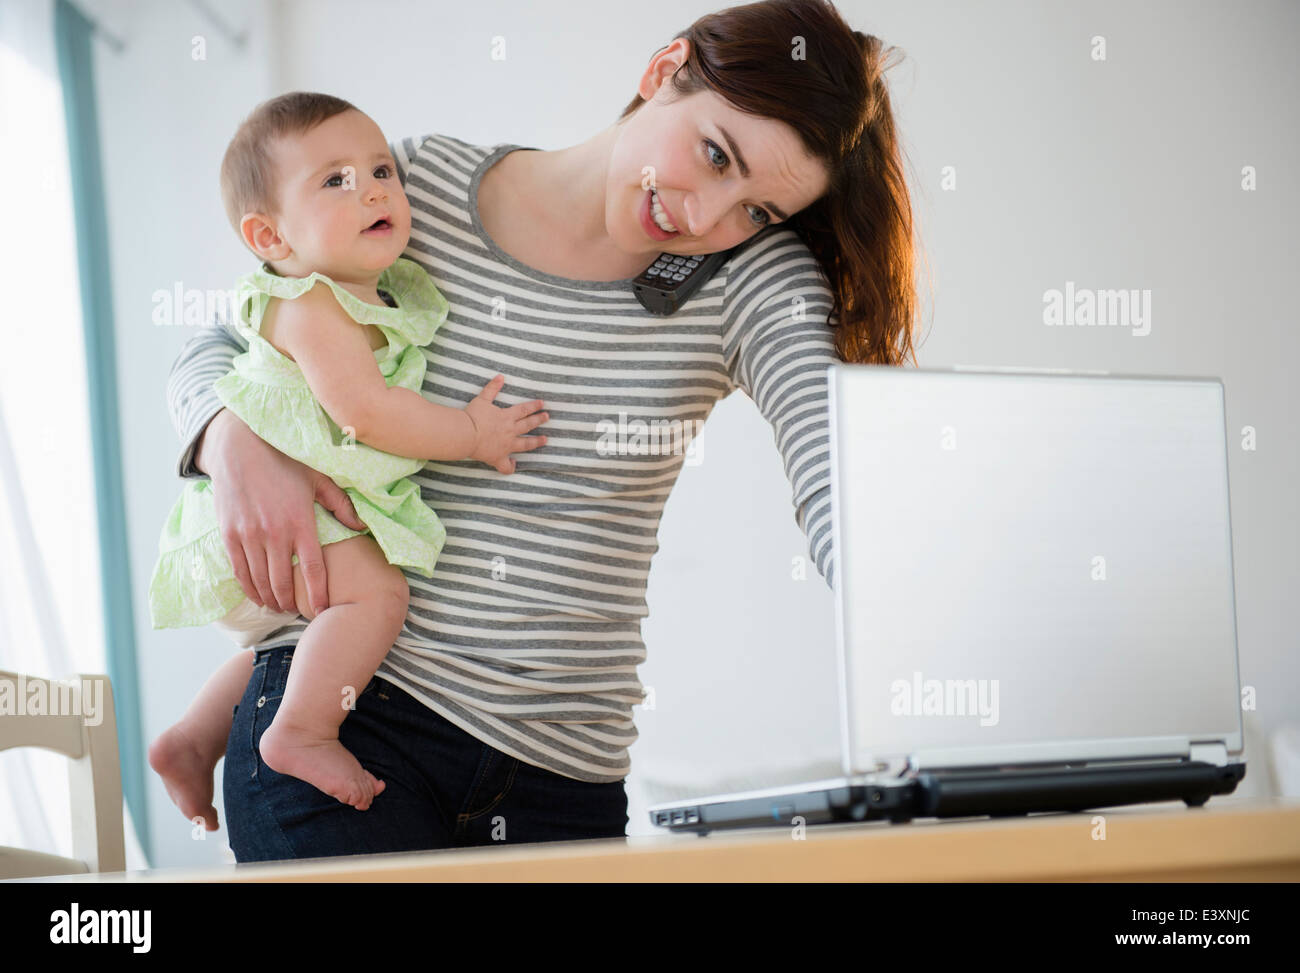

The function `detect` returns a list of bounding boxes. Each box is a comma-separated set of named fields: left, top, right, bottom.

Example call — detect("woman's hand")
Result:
left=195, top=409, right=367, bottom=615
left=463, top=374, right=549, bottom=474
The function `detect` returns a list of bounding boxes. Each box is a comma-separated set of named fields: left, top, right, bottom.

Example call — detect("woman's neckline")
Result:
left=468, top=143, right=639, bottom=290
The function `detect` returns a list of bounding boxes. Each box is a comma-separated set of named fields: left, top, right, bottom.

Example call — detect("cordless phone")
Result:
left=632, top=227, right=775, bottom=315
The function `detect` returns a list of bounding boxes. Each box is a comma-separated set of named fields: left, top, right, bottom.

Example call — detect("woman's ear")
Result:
left=637, top=36, right=692, bottom=103
left=240, top=212, right=291, bottom=262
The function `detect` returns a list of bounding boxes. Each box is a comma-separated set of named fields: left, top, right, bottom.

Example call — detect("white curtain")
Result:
left=0, top=0, right=147, bottom=871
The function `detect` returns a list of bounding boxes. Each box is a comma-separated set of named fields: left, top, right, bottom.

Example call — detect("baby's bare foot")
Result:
left=258, top=720, right=386, bottom=810
left=148, top=724, right=221, bottom=831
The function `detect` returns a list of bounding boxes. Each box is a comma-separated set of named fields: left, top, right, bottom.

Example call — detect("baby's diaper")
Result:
left=212, top=598, right=301, bottom=648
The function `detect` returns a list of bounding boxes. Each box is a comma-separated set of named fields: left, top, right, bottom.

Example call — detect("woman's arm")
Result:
left=166, top=311, right=365, bottom=615
left=265, top=282, right=549, bottom=473
left=166, top=316, right=246, bottom=478
left=721, top=232, right=838, bottom=590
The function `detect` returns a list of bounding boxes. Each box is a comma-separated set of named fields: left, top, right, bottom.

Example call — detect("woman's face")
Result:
left=607, top=38, right=830, bottom=258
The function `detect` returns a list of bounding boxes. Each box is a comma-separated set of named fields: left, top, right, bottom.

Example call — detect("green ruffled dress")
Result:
left=147, top=257, right=451, bottom=631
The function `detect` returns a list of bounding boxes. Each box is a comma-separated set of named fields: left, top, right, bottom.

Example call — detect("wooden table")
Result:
left=51, top=797, right=1300, bottom=882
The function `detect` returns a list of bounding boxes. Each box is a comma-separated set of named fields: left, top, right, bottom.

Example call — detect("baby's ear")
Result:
left=241, top=212, right=289, bottom=262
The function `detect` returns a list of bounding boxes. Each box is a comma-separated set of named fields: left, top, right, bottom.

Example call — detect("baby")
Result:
left=146, top=92, right=549, bottom=830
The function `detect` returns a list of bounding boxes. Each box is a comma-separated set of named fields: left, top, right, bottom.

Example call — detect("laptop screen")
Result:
left=828, top=366, right=1243, bottom=772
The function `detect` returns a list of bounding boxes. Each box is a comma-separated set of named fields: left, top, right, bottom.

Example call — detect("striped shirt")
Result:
left=166, top=133, right=838, bottom=783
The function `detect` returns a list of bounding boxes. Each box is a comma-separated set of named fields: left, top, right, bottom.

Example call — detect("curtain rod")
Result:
left=188, top=0, right=248, bottom=50
left=69, top=0, right=249, bottom=54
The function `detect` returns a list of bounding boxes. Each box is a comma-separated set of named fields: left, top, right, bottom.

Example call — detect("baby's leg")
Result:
left=148, top=649, right=254, bottom=832
left=256, top=533, right=409, bottom=810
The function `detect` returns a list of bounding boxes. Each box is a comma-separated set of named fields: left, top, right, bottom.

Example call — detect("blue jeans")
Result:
left=223, top=645, right=629, bottom=862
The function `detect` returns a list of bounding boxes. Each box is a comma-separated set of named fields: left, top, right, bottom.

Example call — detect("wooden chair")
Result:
left=0, top=670, right=126, bottom=877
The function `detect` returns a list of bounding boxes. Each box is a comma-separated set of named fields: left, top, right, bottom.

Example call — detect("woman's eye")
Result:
left=704, top=139, right=771, bottom=228
left=705, top=139, right=727, bottom=169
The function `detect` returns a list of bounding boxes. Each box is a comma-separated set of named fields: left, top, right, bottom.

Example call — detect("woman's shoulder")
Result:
left=391, top=131, right=508, bottom=185
left=409, top=131, right=497, bottom=156
left=721, top=224, right=834, bottom=312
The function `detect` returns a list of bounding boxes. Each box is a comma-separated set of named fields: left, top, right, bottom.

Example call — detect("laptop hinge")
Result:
left=905, top=736, right=1190, bottom=772
left=1188, top=742, right=1230, bottom=766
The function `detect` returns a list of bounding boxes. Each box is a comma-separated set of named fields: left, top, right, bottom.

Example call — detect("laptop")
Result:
left=648, top=365, right=1247, bottom=834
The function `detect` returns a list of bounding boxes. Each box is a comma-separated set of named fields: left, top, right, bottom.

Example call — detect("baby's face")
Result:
left=264, top=109, right=411, bottom=279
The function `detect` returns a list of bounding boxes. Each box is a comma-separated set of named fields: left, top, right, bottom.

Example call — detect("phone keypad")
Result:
left=646, top=254, right=702, bottom=285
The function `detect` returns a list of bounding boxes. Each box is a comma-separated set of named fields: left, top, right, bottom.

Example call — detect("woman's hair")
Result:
left=619, top=0, right=927, bottom=366
left=220, top=91, right=358, bottom=236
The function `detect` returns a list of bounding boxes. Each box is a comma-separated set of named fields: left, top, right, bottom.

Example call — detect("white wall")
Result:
left=85, top=0, right=1298, bottom=867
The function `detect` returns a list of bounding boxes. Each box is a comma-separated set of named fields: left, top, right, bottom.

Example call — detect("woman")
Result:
left=166, top=0, right=922, bottom=860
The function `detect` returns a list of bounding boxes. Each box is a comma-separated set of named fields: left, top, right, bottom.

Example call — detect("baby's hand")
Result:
left=464, top=375, right=549, bottom=474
